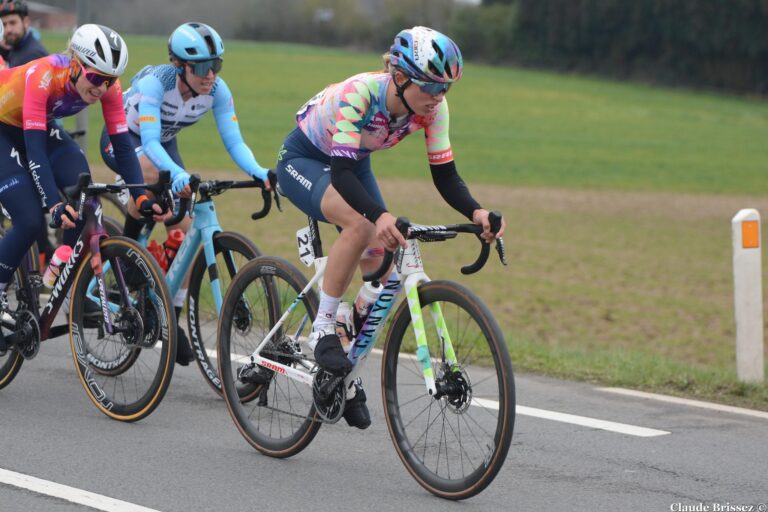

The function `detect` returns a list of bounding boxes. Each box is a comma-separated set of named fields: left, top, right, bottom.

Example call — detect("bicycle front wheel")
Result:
left=69, top=236, right=176, bottom=422
left=218, top=255, right=321, bottom=457
left=382, top=280, right=515, bottom=500
left=187, top=231, right=259, bottom=396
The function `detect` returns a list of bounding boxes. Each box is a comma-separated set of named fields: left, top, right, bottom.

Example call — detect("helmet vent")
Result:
left=427, top=61, right=441, bottom=77
left=110, top=49, right=121, bottom=68
left=432, top=40, right=444, bottom=60
left=185, top=47, right=199, bottom=56
left=94, top=39, right=106, bottom=62
left=203, top=35, right=216, bottom=56
left=398, top=37, right=409, bottom=49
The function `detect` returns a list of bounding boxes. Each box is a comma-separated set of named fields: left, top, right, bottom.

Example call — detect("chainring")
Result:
left=15, top=310, right=40, bottom=360
left=312, top=369, right=346, bottom=424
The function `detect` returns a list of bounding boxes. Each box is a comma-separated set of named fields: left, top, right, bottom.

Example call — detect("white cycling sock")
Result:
left=313, top=290, right=341, bottom=334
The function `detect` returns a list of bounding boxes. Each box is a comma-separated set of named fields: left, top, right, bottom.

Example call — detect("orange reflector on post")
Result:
left=742, top=220, right=759, bottom=249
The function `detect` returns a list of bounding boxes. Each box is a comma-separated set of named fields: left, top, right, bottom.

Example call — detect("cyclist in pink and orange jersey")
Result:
left=0, top=24, right=164, bottom=341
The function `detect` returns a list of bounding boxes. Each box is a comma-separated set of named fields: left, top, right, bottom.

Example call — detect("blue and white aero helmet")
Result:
left=70, top=24, right=129, bottom=76
left=168, top=22, right=224, bottom=61
left=389, top=26, right=463, bottom=83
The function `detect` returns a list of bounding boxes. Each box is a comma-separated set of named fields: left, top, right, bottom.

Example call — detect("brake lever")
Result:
left=268, top=170, right=282, bottom=212
left=496, top=237, right=508, bottom=266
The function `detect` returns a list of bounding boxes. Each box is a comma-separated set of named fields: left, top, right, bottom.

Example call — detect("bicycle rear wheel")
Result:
left=218, top=255, right=321, bottom=457
left=382, top=280, right=515, bottom=500
left=0, top=236, right=33, bottom=389
left=187, top=231, right=259, bottom=396
left=69, top=236, right=176, bottom=422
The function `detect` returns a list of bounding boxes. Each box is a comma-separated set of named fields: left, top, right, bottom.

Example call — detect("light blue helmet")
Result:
left=389, top=26, right=463, bottom=84
left=168, top=22, right=224, bottom=62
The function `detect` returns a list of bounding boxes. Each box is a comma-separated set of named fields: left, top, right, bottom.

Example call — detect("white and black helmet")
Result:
left=69, top=24, right=128, bottom=76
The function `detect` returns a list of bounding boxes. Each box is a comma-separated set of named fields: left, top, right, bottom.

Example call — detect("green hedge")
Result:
left=449, top=0, right=768, bottom=94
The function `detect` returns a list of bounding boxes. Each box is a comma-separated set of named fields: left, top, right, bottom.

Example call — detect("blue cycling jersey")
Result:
left=122, top=64, right=267, bottom=181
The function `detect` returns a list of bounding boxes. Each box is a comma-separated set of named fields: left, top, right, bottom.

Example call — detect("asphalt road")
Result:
left=1, top=334, right=767, bottom=512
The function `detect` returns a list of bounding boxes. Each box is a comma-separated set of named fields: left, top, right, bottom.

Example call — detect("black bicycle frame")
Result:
left=20, top=196, right=113, bottom=341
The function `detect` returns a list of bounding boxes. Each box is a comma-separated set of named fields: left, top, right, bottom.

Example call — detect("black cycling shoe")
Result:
left=175, top=326, right=195, bottom=366
left=343, top=383, right=371, bottom=430
left=313, top=333, right=352, bottom=374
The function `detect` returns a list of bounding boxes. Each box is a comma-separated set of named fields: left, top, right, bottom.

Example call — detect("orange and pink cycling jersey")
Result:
left=0, top=54, right=127, bottom=135
left=296, top=71, right=454, bottom=165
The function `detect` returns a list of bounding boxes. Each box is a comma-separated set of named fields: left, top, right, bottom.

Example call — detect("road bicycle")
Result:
left=217, top=212, right=514, bottom=499
left=131, top=174, right=276, bottom=395
left=0, top=173, right=177, bottom=422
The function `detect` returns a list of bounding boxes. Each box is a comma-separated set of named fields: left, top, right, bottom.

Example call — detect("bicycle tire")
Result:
left=187, top=231, right=260, bottom=396
left=0, top=228, right=37, bottom=389
left=381, top=280, right=515, bottom=500
left=0, top=266, right=27, bottom=390
left=218, top=255, right=322, bottom=457
left=69, top=236, right=176, bottom=422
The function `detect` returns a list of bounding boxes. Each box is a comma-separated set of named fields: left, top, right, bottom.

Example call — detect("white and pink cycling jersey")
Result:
left=296, top=71, right=454, bottom=165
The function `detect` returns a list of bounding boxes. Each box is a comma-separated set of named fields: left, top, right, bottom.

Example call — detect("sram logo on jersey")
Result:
left=139, top=115, right=157, bottom=123
left=428, top=149, right=453, bottom=163
left=285, top=164, right=312, bottom=191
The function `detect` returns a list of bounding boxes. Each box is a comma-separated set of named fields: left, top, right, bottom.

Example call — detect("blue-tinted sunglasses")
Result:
left=186, top=58, right=223, bottom=77
left=410, top=78, right=451, bottom=96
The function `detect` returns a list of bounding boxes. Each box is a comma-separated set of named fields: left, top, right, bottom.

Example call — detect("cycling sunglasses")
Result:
left=75, top=59, right=118, bottom=88
left=410, top=78, right=451, bottom=96
left=186, top=58, right=223, bottom=77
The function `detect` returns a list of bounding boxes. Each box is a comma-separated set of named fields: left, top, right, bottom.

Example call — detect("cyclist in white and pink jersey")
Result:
left=274, top=26, right=506, bottom=429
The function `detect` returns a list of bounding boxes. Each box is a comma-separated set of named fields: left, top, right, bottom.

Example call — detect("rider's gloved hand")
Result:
left=49, top=202, right=78, bottom=229
left=172, top=171, right=192, bottom=198
left=247, top=165, right=271, bottom=190
left=472, top=208, right=506, bottom=243
left=136, top=195, right=168, bottom=219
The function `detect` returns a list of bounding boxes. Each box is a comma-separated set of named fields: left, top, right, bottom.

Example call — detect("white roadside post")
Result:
left=731, top=209, right=764, bottom=383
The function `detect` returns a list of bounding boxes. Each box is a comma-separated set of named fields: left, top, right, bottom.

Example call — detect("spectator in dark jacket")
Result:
left=0, top=1, right=47, bottom=67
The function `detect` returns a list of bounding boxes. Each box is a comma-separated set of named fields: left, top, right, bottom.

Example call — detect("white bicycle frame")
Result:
left=244, top=225, right=461, bottom=397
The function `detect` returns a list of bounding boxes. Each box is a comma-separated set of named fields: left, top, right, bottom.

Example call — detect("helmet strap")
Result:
left=177, top=63, right=200, bottom=98
left=393, top=76, right=415, bottom=116
left=69, top=57, right=82, bottom=87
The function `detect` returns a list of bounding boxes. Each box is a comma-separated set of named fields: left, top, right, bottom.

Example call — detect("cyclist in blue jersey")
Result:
left=100, top=22, right=271, bottom=365
left=274, top=27, right=506, bottom=429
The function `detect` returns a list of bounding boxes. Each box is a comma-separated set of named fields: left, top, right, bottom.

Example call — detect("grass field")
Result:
left=42, top=31, right=768, bottom=408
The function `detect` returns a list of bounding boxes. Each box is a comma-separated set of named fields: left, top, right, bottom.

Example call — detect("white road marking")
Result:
left=598, top=387, right=768, bottom=420
left=0, top=468, right=161, bottom=512
left=471, top=398, right=669, bottom=437
left=515, top=405, right=670, bottom=437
